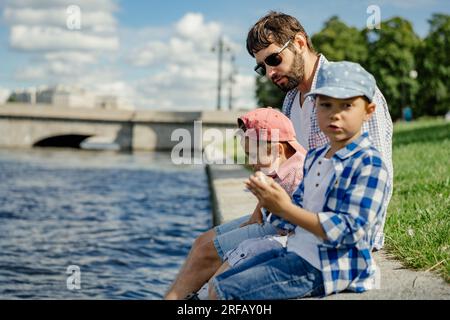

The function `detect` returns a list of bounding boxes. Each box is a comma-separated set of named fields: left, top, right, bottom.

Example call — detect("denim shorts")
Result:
left=213, top=215, right=278, bottom=260
left=212, top=247, right=324, bottom=300
left=224, top=235, right=287, bottom=267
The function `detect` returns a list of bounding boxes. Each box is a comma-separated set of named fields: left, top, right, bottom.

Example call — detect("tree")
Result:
left=416, top=14, right=450, bottom=117
left=364, top=17, right=421, bottom=120
left=312, top=16, right=368, bottom=66
left=7, top=94, right=17, bottom=103
left=255, top=75, right=285, bottom=109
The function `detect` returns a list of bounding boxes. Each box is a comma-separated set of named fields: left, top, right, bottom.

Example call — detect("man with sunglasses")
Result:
left=165, top=11, right=393, bottom=300
left=249, top=11, right=392, bottom=250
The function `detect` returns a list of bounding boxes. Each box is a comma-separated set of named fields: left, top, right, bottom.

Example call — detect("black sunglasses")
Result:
left=254, top=40, right=291, bottom=76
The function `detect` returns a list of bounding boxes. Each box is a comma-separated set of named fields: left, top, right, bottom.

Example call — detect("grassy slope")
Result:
left=386, top=118, right=450, bottom=282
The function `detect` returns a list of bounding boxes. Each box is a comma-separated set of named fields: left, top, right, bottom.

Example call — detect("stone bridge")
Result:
left=0, top=104, right=245, bottom=151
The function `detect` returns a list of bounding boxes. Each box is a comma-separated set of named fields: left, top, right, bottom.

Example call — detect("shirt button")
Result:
left=315, top=183, right=319, bottom=187
left=318, top=161, right=322, bottom=165
left=317, top=172, right=320, bottom=176
left=240, top=253, right=245, bottom=258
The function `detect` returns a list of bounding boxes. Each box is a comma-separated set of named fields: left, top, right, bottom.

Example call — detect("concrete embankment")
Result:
left=205, top=163, right=450, bottom=300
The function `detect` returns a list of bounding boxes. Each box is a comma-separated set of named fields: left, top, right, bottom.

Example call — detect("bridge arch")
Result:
left=33, top=134, right=92, bottom=148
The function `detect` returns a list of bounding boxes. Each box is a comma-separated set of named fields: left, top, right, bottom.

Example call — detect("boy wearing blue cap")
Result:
left=209, top=61, right=391, bottom=300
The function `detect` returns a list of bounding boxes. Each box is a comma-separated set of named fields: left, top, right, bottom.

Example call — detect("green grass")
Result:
left=386, top=117, right=450, bottom=282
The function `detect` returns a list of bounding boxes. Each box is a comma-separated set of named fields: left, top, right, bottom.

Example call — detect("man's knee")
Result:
left=193, top=228, right=215, bottom=248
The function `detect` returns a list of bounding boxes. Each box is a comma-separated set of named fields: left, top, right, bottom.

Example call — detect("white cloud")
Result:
left=5, top=0, right=118, bottom=11
left=44, top=51, right=97, bottom=64
left=47, top=60, right=77, bottom=76
left=175, top=13, right=221, bottom=47
left=233, top=74, right=257, bottom=110
left=15, top=65, right=47, bottom=80
left=123, top=12, right=255, bottom=110
left=14, top=62, right=80, bottom=80
left=4, top=0, right=119, bottom=52
left=126, top=12, right=240, bottom=68
left=10, top=25, right=119, bottom=51
left=3, top=7, right=116, bottom=32
left=127, top=41, right=169, bottom=67
left=15, top=52, right=107, bottom=81
left=133, top=59, right=254, bottom=110
left=4, top=0, right=121, bottom=93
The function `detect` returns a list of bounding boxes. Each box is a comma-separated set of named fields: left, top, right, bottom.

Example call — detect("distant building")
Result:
left=36, top=87, right=55, bottom=104
left=96, top=94, right=135, bottom=110
left=8, top=89, right=35, bottom=104
left=7, top=85, right=134, bottom=110
left=96, top=95, right=118, bottom=110
left=51, top=86, right=96, bottom=109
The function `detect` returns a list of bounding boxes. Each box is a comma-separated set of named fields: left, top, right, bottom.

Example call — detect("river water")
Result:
left=0, top=148, right=211, bottom=299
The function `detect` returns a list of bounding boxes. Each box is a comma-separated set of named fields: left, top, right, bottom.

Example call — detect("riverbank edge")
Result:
left=204, top=163, right=450, bottom=300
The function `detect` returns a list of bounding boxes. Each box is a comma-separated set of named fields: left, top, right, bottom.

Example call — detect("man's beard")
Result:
left=274, top=53, right=305, bottom=92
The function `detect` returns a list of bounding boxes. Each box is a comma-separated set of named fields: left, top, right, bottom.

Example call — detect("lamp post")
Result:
left=212, top=36, right=230, bottom=111
left=228, top=54, right=237, bottom=111
left=211, top=36, right=231, bottom=110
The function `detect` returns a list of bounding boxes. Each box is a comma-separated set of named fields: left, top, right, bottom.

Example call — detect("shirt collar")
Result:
left=310, top=54, right=329, bottom=92
left=274, top=150, right=305, bottom=180
left=333, top=132, right=372, bottom=160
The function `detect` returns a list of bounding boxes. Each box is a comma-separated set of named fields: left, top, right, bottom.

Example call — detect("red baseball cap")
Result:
left=237, top=107, right=305, bottom=154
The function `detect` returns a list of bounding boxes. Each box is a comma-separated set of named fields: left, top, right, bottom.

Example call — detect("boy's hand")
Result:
left=240, top=203, right=264, bottom=227
left=245, top=173, right=292, bottom=218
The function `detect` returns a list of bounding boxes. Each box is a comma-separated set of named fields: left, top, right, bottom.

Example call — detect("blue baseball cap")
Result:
left=305, top=61, right=376, bottom=102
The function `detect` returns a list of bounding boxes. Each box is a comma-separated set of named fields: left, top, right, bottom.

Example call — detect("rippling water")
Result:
left=0, top=148, right=211, bottom=299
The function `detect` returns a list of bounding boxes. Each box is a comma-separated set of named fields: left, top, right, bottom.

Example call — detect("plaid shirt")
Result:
left=281, top=55, right=393, bottom=250
left=289, top=132, right=390, bottom=295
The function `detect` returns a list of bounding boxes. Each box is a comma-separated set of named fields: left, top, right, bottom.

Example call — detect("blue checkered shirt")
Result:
left=289, top=132, right=390, bottom=295
left=281, top=55, right=393, bottom=250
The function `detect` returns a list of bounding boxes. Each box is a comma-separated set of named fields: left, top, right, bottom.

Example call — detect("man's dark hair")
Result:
left=246, top=11, right=315, bottom=57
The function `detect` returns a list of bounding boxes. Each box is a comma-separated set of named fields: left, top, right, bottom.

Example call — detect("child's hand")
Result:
left=240, top=205, right=263, bottom=227
left=245, top=172, right=291, bottom=217
left=240, top=197, right=264, bottom=227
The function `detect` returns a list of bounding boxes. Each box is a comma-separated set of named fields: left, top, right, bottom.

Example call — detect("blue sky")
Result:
left=116, top=0, right=447, bottom=36
left=0, top=0, right=448, bottom=110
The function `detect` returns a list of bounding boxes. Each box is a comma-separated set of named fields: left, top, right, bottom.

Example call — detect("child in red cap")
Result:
left=194, top=107, right=307, bottom=299
left=237, top=107, right=306, bottom=231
